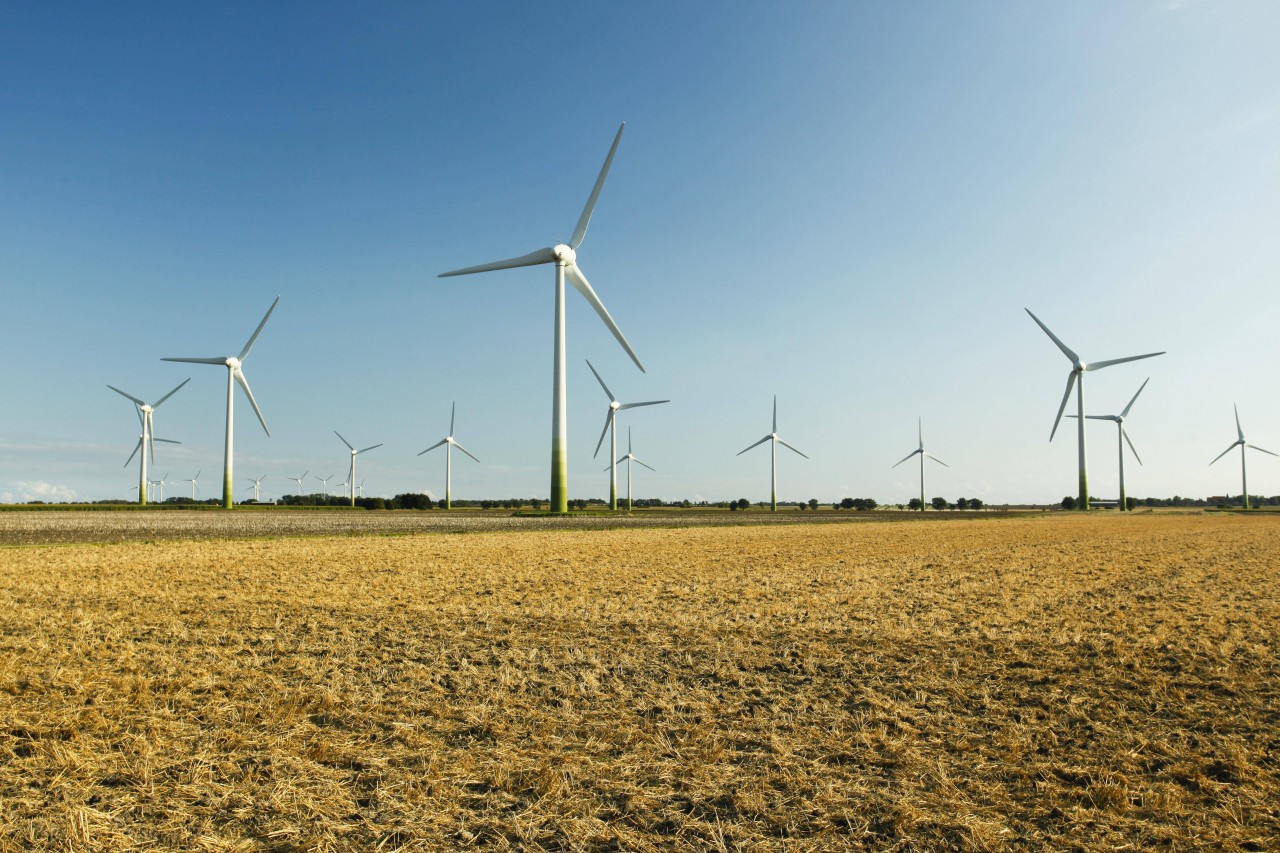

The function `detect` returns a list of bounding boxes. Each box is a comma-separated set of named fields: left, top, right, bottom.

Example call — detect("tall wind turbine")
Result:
left=737, top=396, right=808, bottom=512
left=608, top=428, right=654, bottom=512
left=335, top=432, right=381, bottom=507
left=108, top=378, right=189, bottom=506
left=185, top=470, right=202, bottom=501
left=1209, top=404, right=1277, bottom=509
left=315, top=473, right=334, bottom=498
left=1025, top=309, right=1164, bottom=510
left=892, top=419, right=948, bottom=511
left=163, top=297, right=279, bottom=509
left=288, top=471, right=309, bottom=494
left=154, top=472, right=170, bottom=503
left=246, top=474, right=266, bottom=502
left=356, top=479, right=367, bottom=498
left=587, top=359, right=668, bottom=511
left=417, top=402, right=479, bottom=511
left=439, top=123, right=645, bottom=514
left=1068, top=378, right=1148, bottom=511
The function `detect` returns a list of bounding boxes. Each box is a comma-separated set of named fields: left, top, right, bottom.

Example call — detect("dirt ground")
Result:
left=1, top=512, right=1276, bottom=850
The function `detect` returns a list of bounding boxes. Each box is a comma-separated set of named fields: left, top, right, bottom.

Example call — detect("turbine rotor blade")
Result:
left=1120, top=378, right=1149, bottom=419
left=153, top=438, right=181, bottom=444
left=335, top=431, right=354, bottom=451
left=1235, top=404, right=1244, bottom=441
left=1025, top=308, right=1079, bottom=363
left=239, top=296, right=281, bottom=361
left=1050, top=372, right=1077, bottom=442
left=452, top=441, right=481, bottom=463
left=1122, top=427, right=1143, bottom=465
left=1209, top=442, right=1240, bottom=465
left=737, top=435, right=771, bottom=456
left=417, top=438, right=448, bottom=456
left=1086, top=352, right=1166, bottom=371
left=450, top=402, right=456, bottom=437
left=564, top=263, right=644, bottom=372
left=585, top=359, right=616, bottom=402
left=439, top=247, right=557, bottom=278
left=162, top=357, right=227, bottom=364
left=107, top=385, right=146, bottom=407
left=570, top=122, right=624, bottom=249
left=926, top=453, right=949, bottom=467
left=775, top=437, right=809, bottom=459
left=772, top=396, right=777, bottom=433
left=892, top=449, right=921, bottom=468
left=635, top=458, right=656, bottom=472
left=152, top=377, right=190, bottom=409
left=234, top=368, right=270, bottom=436
left=356, top=444, right=383, bottom=455
left=124, top=438, right=142, bottom=467
left=618, top=400, right=669, bottom=411
left=593, top=410, right=613, bottom=459
left=1247, top=444, right=1279, bottom=457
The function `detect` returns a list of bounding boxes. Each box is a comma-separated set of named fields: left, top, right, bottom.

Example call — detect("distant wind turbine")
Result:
left=315, top=473, right=334, bottom=498
left=108, top=379, right=189, bottom=506
left=356, top=479, right=367, bottom=498
left=1067, top=378, right=1148, bottom=511
left=163, top=297, right=279, bottom=508
left=892, top=419, right=948, bottom=511
left=1025, top=308, right=1164, bottom=510
left=1209, top=404, right=1277, bottom=510
left=246, top=474, right=266, bottom=502
left=439, top=123, right=645, bottom=513
left=154, top=472, right=170, bottom=503
left=185, top=470, right=202, bottom=500
left=335, top=432, right=381, bottom=507
left=417, top=402, right=479, bottom=511
left=288, top=471, right=309, bottom=494
left=587, top=359, right=668, bottom=511
left=607, top=427, right=654, bottom=512
left=737, top=396, right=808, bottom=512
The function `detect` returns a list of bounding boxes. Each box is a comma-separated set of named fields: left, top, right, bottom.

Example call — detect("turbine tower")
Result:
left=587, top=359, right=668, bottom=511
left=1068, top=378, right=1148, bottom=511
left=163, top=297, right=279, bottom=508
left=1209, top=404, right=1277, bottom=509
left=108, top=378, right=189, bottom=506
left=892, top=418, right=948, bottom=511
left=288, top=471, right=309, bottom=494
left=417, top=402, right=479, bottom=511
left=185, top=470, right=202, bottom=500
left=1025, top=308, right=1164, bottom=510
left=608, top=428, right=654, bottom=512
left=335, top=432, right=381, bottom=507
left=439, top=123, right=645, bottom=514
left=737, top=396, right=808, bottom=512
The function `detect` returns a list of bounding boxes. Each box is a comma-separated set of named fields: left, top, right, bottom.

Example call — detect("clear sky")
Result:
left=2, top=1, right=1277, bottom=506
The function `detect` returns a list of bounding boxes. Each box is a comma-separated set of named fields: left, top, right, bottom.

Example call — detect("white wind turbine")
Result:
left=439, top=123, right=645, bottom=514
left=1025, top=309, right=1164, bottom=510
left=315, top=473, right=334, bottom=498
left=737, top=396, right=808, bottom=512
left=154, top=472, right=170, bottom=503
left=185, top=470, right=202, bottom=500
left=163, top=297, right=279, bottom=509
left=417, top=402, right=479, bottom=511
left=246, top=474, right=266, bottom=503
left=356, top=479, right=367, bottom=498
left=1209, top=404, right=1277, bottom=510
left=335, top=432, right=381, bottom=507
left=108, top=378, right=189, bottom=506
left=587, top=359, right=668, bottom=511
left=288, top=471, right=309, bottom=495
left=608, top=427, right=655, bottom=512
left=1067, top=378, right=1148, bottom=511
left=892, top=419, right=948, bottom=511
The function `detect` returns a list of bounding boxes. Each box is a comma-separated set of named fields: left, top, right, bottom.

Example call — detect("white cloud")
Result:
left=2, top=481, right=79, bottom=504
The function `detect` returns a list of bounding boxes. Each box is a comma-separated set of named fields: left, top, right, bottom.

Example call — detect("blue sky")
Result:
left=2, top=1, right=1277, bottom=505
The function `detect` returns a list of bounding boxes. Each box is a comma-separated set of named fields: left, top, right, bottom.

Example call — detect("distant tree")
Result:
left=736, top=498, right=751, bottom=511
left=860, top=498, right=878, bottom=511
left=840, top=497, right=856, bottom=510
left=931, top=497, right=948, bottom=511
left=808, top=498, right=819, bottom=511
left=956, top=497, right=969, bottom=510
left=729, top=501, right=738, bottom=511
left=908, top=498, right=922, bottom=511
left=1125, top=497, right=1138, bottom=511
left=968, top=497, right=983, bottom=511
left=896, top=504, right=904, bottom=511
left=1061, top=496, right=1076, bottom=510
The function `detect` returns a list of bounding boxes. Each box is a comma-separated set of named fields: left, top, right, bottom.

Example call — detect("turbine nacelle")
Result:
left=552, top=244, right=576, bottom=264
left=226, top=357, right=241, bottom=369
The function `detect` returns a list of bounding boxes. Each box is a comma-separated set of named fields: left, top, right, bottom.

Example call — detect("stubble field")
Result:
left=1, top=512, right=1277, bottom=851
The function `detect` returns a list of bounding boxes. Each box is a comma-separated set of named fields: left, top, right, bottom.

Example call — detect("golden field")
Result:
left=1, top=512, right=1277, bottom=851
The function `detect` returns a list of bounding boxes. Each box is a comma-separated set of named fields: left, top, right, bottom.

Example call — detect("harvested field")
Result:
left=1, top=513, right=1278, bottom=850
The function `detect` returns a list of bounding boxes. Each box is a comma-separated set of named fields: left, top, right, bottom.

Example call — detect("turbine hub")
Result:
left=141, top=405, right=152, bottom=414
left=227, top=357, right=241, bottom=369
left=552, top=244, right=576, bottom=264
left=610, top=401, right=620, bottom=410
left=771, top=433, right=779, bottom=440
left=1074, top=361, right=1085, bottom=372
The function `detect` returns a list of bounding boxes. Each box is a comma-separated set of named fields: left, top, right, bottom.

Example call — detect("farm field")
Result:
left=1, top=513, right=1277, bottom=850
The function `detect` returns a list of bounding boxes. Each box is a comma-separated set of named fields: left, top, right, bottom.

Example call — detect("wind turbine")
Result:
left=246, top=474, right=266, bottom=503
left=356, top=479, right=367, bottom=498
left=417, top=402, right=479, bottom=511
left=1025, top=309, right=1164, bottom=510
left=439, top=123, right=645, bottom=514
left=154, top=473, right=170, bottom=503
left=608, top=427, right=654, bottom=512
left=1209, top=404, right=1277, bottom=509
left=586, top=359, right=668, bottom=511
left=163, top=297, right=279, bottom=509
left=1067, top=378, right=1148, bottom=511
left=315, top=473, right=334, bottom=498
left=288, top=471, right=309, bottom=494
left=892, top=419, right=948, bottom=511
left=335, top=432, right=381, bottom=507
left=185, top=470, right=202, bottom=501
left=108, top=379, right=189, bottom=506
left=737, top=396, right=808, bottom=512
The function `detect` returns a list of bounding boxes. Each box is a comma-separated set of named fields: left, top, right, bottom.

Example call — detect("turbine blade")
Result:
left=1247, top=444, right=1279, bottom=457
left=593, top=410, right=613, bottom=459
left=1209, top=443, right=1239, bottom=465
left=1049, top=372, right=1077, bottom=442
left=1025, top=308, right=1079, bottom=363
left=153, top=438, right=181, bottom=444
left=564, top=263, right=644, bottom=372
left=918, top=417, right=923, bottom=447
left=107, top=385, right=146, bottom=407
left=452, top=441, right=481, bottom=463
left=152, top=377, right=191, bottom=409
left=356, top=444, right=383, bottom=454
left=772, top=396, right=777, bottom=433
left=926, top=453, right=950, bottom=467
left=1235, top=404, right=1244, bottom=442
left=1122, top=427, right=1143, bottom=465
left=1119, top=378, right=1149, bottom=419
left=234, top=368, right=270, bottom=436
left=569, top=122, right=624, bottom=249
left=776, top=437, right=809, bottom=459
left=618, top=400, right=669, bottom=411
left=737, top=435, right=771, bottom=456
left=439, top=247, right=557, bottom=277
left=162, top=357, right=227, bottom=364
left=450, top=401, right=456, bottom=437
left=635, top=458, right=656, bottom=472
left=1086, top=352, right=1165, bottom=371
left=417, top=439, right=448, bottom=456
left=335, top=431, right=355, bottom=451
left=892, top=449, right=921, bottom=468
left=239, top=296, right=281, bottom=361
left=585, top=359, right=616, bottom=402
left=124, top=438, right=142, bottom=467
